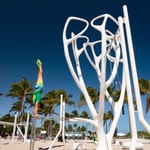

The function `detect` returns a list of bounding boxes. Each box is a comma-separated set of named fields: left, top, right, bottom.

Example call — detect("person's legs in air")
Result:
left=33, top=59, right=44, bottom=118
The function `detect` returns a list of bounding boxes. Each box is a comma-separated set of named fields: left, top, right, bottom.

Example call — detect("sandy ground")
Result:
left=0, top=138, right=150, bottom=150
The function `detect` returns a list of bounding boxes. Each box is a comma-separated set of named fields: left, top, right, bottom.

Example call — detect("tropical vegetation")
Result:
left=0, top=77, right=150, bottom=139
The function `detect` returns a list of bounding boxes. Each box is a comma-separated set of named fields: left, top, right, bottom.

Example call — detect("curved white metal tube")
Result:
left=63, top=5, right=150, bottom=150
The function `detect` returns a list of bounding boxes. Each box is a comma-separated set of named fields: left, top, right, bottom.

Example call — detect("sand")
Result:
left=0, top=138, right=150, bottom=150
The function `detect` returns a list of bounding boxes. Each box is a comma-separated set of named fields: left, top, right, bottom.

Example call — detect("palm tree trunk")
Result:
left=48, top=119, right=53, bottom=140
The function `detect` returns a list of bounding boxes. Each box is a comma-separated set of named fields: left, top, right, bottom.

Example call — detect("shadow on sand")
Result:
left=38, top=144, right=64, bottom=150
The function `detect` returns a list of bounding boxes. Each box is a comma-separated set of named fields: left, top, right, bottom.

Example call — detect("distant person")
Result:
left=1, top=125, right=6, bottom=138
left=33, top=59, right=44, bottom=117
left=92, top=132, right=98, bottom=143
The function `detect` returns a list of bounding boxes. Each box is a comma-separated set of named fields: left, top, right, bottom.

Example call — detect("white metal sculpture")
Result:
left=63, top=5, right=150, bottom=150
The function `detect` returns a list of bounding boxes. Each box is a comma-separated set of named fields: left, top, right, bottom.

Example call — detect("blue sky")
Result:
left=0, top=0, right=150, bottom=133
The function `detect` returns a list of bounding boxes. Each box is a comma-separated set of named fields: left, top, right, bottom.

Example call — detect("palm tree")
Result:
left=65, top=112, right=71, bottom=131
left=139, top=78, right=150, bottom=113
left=69, top=109, right=79, bottom=138
left=107, top=83, right=137, bottom=115
left=65, top=112, right=71, bottom=119
left=56, top=89, right=75, bottom=106
left=42, top=89, right=75, bottom=116
left=80, top=111, right=90, bottom=119
left=0, top=113, right=15, bottom=135
left=70, top=110, right=79, bottom=118
left=67, top=124, right=73, bottom=138
left=6, top=77, right=33, bottom=122
left=41, top=89, right=75, bottom=139
left=78, top=86, right=99, bottom=108
left=146, top=96, right=150, bottom=113
left=80, top=111, right=90, bottom=136
left=139, top=78, right=149, bottom=95
left=104, top=110, right=114, bottom=133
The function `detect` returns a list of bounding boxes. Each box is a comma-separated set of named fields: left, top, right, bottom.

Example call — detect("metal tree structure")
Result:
left=63, top=5, right=150, bottom=150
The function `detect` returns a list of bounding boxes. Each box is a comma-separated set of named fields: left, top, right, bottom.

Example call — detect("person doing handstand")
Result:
left=33, top=59, right=44, bottom=117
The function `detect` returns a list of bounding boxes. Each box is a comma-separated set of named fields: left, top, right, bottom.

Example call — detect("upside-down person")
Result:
left=33, top=59, right=44, bottom=118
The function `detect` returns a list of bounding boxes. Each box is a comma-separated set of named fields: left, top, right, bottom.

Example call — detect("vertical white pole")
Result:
left=12, top=112, right=18, bottom=143
left=48, top=94, right=63, bottom=150
left=62, top=100, right=65, bottom=140
left=24, top=111, right=30, bottom=143
left=123, top=5, right=150, bottom=132
left=118, top=16, right=137, bottom=150
left=96, top=27, right=108, bottom=150
left=62, top=95, right=66, bottom=149
left=60, top=94, right=63, bottom=130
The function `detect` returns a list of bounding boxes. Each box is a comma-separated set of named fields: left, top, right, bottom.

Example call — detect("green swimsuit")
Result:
left=33, top=87, right=43, bottom=104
